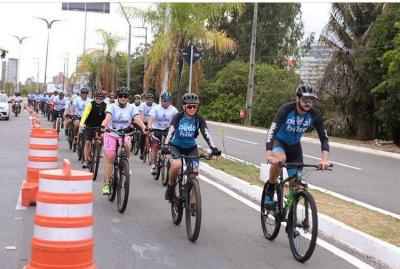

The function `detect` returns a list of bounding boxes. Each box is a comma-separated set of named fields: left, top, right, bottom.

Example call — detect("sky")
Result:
left=0, top=2, right=331, bottom=85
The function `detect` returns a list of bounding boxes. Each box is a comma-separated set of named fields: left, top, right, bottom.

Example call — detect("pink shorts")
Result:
left=104, top=133, right=132, bottom=156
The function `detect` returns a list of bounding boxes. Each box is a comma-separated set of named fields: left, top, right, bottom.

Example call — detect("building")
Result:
left=5, top=58, right=18, bottom=86
left=297, top=44, right=333, bottom=89
left=1, top=61, right=6, bottom=85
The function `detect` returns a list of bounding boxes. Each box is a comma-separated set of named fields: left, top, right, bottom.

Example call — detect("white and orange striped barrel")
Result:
left=26, top=159, right=96, bottom=269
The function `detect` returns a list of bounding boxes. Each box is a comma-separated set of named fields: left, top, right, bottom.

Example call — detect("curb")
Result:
left=206, top=120, right=400, bottom=160
left=199, top=161, right=400, bottom=269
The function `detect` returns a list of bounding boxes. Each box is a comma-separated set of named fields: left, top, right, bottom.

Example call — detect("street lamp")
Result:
left=12, top=36, right=29, bottom=93
left=35, top=17, right=60, bottom=93
left=32, top=58, right=40, bottom=93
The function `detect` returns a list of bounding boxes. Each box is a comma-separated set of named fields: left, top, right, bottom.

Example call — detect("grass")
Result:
left=202, top=155, right=400, bottom=246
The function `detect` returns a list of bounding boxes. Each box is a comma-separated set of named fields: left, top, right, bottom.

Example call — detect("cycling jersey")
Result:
left=53, top=96, right=67, bottom=112
left=11, top=96, right=22, bottom=102
left=266, top=102, right=329, bottom=152
left=34, top=94, right=41, bottom=102
left=149, top=104, right=178, bottom=130
left=165, top=112, right=216, bottom=149
left=105, top=103, right=139, bottom=137
left=73, top=97, right=91, bottom=117
left=138, top=102, right=156, bottom=123
left=80, top=101, right=107, bottom=127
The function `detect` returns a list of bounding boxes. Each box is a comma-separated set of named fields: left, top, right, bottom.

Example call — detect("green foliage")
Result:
left=200, top=61, right=301, bottom=126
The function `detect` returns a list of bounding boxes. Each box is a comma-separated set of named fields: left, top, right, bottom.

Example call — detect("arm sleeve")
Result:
left=80, top=102, right=92, bottom=126
left=198, top=114, right=217, bottom=149
left=265, top=103, right=292, bottom=151
left=311, top=109, right=330, bottom=152
left=164, top=113, right=180, bottom=146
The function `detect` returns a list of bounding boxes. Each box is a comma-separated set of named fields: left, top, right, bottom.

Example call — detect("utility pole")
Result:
left=245, top=3, right=258, bottom=126
left=120, top=3, right=131, bottom=91
left=13, top=36, right=29, bottom=93
left=32, top=58, right=40, bottom=92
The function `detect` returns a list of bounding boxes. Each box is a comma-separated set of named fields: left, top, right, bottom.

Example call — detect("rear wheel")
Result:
left=185, top=179, right=202, bottom=242
left=288, top=190, right=318, bottom=263
left=171, top=179, right=183, bottom=225
left=117, top=158, right=130, bottom=213
left=260, top=182, right=282, bottom=241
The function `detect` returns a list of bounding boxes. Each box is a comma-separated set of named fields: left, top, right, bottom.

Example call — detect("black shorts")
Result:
left=151, top=129, right=168, bottom=145
left=272, top=139, right=303, bottom=176
left=52, top=110, right=65, bottom=122
left=170, top=145, right=199, bottom=169
left=83, top=127, right=100, bottom=141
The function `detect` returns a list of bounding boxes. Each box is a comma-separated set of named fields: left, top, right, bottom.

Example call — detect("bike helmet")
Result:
left=94, top=91, right=104, bottom=98
left=295, top=84, right=318, bottom=98
left=80, top=87, right=89, bottom=94
left=53, top=91, right=58, bottom=95
left=134, top=94, right=141, bottom=99
left=116, top=86, right=130, bottom=96
left=182, top=92, right=199, bottom=104
left=160, top=91, right=172, bottom=101
left=59, top=92, right=64, bottom=97
left=145, top=92, right=154, bottom=99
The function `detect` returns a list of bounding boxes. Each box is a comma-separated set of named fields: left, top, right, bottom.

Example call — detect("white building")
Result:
left=297, top=44, right=333, bottom=89
left=5, top=58, right=18, bottom=86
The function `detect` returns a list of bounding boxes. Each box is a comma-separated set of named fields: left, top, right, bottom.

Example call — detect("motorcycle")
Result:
left=13, top=101, right=21, bottom=117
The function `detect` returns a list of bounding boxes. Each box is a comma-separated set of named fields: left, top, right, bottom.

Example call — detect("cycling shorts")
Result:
left=170, top=145, right=199, bottom=169
left=103, top=133, right=131, bottom=157
left=52, top=110, right=65, bottom=122
left=272, top=139, right=303, bottom=177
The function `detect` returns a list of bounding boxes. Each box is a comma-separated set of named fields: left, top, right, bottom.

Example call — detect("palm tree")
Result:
left=319, top=3, right=386, bottom=139
left=124, top=3, right=243, bottom=94
left=78, top=50, right=102, bottom=91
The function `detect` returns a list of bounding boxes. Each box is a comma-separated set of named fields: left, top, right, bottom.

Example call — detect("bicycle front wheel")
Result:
left=134, top=134, right=141, bottom=155
left=185, top=179, right=202, bottom=242
left=108, top=166, right=118, bottom=202
left=92, top=141, right=101, bottom=181
left=171, top=179, right=183, bottom=225
left=288, top=190, right=318, bottom=263
left=153, top=154, right=161, bottom=180
left=116, top=158, right=130, bottom=213
left=161, top=158, right=169, bottom=187
left=260, top=182, right=282, bottom=240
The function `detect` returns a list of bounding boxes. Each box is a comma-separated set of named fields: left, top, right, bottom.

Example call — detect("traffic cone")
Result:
left=25, top=159, right=96, bottom=269
left=21, top=128, right=59, bottom=206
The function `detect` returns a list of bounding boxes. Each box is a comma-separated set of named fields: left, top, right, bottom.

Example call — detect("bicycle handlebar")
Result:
left=174, top=152, right=218, bottom=161
left=273, top=162, right=334, bottom=170
left=106, top=128, right=134, bottom=137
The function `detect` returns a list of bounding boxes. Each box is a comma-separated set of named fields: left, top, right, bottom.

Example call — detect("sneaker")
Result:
left=82, top=160, right=89, bottom=169
left=102, top=184, right=111, bottom=195
left=151, top=166, right=157, bottom=175
left=165, top=185, right=174, bottom=201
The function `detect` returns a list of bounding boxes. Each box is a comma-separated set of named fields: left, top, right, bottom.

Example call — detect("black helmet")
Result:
left=182, top=92, right=199, bottom=104
left=53, top=91, right=58, bottom=95
left=94, top=91, right=104, bottom=98
left=59, top=92, right=64, bottom=96
left=145, top=92, right=154, bottom=99
left=116, top=86, right=130, bottom=96
left=295, top=84, right=318, bottom=98
left=80, top=87, right=89, bottom=94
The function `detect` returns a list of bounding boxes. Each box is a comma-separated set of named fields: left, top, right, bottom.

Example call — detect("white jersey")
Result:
left=149, top=104, right=178, bottom=130
left=73, top=97, right=91, bottom=117
left=106, top=103, right=139, bottom=136
left=138, top=102, right=156, bottom=123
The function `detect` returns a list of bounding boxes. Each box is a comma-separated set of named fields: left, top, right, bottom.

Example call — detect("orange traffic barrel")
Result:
left=25, top=159, right=96, bottom=269
left=21, top=128, right=59, bottom=206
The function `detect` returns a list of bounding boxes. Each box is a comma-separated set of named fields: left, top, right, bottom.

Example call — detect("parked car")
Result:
left=0, top=95, right=11, bottom=120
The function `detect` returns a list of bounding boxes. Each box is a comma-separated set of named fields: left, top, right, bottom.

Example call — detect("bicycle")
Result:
left=260, top=162, right=333, bottom=262
left=169, top=152, right=218, bottom=242
left=77, top=129, right=85, bottom=162
left=54, top=110, right=64, bottom=135
left=130, top=125, right=141, bottom=156
left=85, top=127, right=102, bottom=181
left=149, top=129, right=169, bottom=184
left=141, top=132, right=151, bottom=164
left=65, top=115, right=74, bottom=150
left=106, top=128, right=134, bottom=213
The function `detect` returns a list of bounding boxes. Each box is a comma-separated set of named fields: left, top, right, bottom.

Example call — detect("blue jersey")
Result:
left=266, top=102, right=329, bottom=151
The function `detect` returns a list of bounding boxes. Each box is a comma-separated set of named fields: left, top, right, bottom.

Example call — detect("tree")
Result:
left=125, top=3, right=243, bottom=94
left=78, top=50, right=102, bottom=91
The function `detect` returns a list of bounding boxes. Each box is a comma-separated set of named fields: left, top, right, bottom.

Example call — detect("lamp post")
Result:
left=119, top=3, right=132, bottom=91
left=133, top=26, right=148, bottom=92
left=35, top=17, right=60, bottom=93
left=32, top=58, right=40, bottom=93
left=12, top=36, right=29, bottom=93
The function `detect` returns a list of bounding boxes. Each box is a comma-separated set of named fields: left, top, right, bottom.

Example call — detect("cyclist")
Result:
left=80, top=91, right=107, bottom=169
left=71, top=87, right=91, bottom=146
left=33, top=91, right=41, bottom=111
left=52, top=92, right=66, bottom=129
left=163, top=92, right=221, bottom=201
left=148, top=91, right=178, bottom=175
left=107, top=92, right=116, bottom=105
left=100, top=86, right=147, bottom=195
left=138, top=92, right=157, bottom=160
left=264, top=84, right=330, bottom=208
left=10, top=92, right=23, bottom=113
left=133, top=94, right=141, bottom=107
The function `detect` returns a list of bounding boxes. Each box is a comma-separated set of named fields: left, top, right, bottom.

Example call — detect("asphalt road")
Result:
left=0, top=112, right=372, bottom=268
left=198, top=122, right=400, bottom=215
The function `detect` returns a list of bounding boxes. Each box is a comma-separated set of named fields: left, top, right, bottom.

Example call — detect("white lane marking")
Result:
left=304, top=154, right=362, bottom=170
left=225, top=136, right=258, bottom=145
left=199, top=175, right=375, bottom=269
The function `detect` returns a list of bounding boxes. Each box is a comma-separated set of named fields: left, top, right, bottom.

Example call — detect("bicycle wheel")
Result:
left=171, top=179, right=183, bottom=225
left=161, top=158, right=170, bottom=187
left=117, top=158, right=130, bottom=213
left=185, top=179, right=202, bottom=242
left=288, top=190, right=318, bottom=262
left=153, top=154, right=161, bottom=180
left=134, top=133, right=141, bottom=155
left=68, top=128, right=73, bottom=150
left=92, top=141, right=101, bottom=181
left=78, top=133, right=84, bottom=161
left=56, top=118, right=61, bottom=134
left=108, top=166, right=118, bottom=202
left=260, top=182, right=282, bottom=241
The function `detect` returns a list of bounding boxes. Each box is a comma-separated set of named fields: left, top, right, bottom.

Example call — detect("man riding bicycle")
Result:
left=148, top=91, right=178, bottom=175
left=80, top=91, right=107, bottom=169
left=71, top=87, right=91, bottom=146
left=163, top=92, right=221, bottom=201
left=264, top=84, right=330, bottom=208
left=100, top=86, right=147, bottom=195
left=52, top=92, right=66, bottom=130
left=138, top=92, right=157, bottom=160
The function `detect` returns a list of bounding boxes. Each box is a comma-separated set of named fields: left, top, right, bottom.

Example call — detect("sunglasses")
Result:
left=161, top=99, right=171, bottom=103
left=301, top=97, right=315, bottom=105
left=186, top=104, right=198, bottom=110
left=118, top=94, right=129, bottom=99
